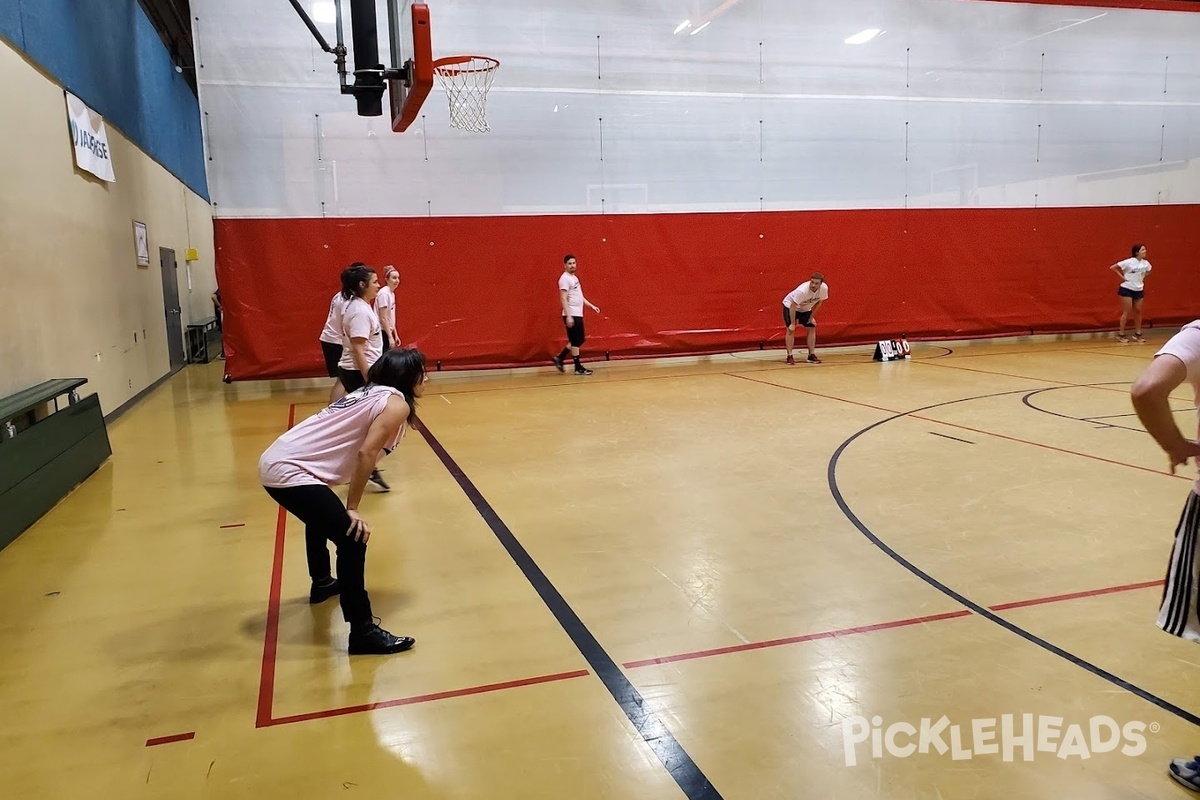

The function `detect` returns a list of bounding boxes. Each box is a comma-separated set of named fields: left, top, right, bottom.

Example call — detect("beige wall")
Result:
left=0, top=38, right=215, bottom=414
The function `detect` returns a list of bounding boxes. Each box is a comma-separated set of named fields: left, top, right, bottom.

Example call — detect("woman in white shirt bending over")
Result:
left=375, top=266, right=400, bottom=350
left=258, top=347, right=427, bottom=655
left=1110, top=244, right=1151, bottom=343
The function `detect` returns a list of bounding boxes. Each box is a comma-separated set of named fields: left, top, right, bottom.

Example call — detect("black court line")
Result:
left=1020, top=382, right=1145, bottom=432
left=416, top=421, right=723, bottom=800
left=929, top=431, right=974, bottom=444
left=827, top=387, right=1200, bottom=728
left=1087, top=409, right=1194, bottom=421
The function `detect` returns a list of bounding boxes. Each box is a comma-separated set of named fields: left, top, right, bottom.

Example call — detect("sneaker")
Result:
left=552, top=354, right=565, bottom=373
left=807, top=354, right=821, bottom=364
left=786, top=355, right=795, bottom=365
left=348, top=622, right=415, bottom=655
left=309, top=578, right=340, bottom=604
left=1132, top=332, right=1146, bottom=343
left=1117, top=334, right=1129, bottom=343
left=1169, top=756, right=1200, bottom=791
left=368, top=469, right=390, bottom=491
left=574, top=367, right=593, bottom=376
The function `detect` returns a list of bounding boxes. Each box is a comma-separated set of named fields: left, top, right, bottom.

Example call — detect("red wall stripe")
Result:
left=214, top=205, right=1200, bottom=379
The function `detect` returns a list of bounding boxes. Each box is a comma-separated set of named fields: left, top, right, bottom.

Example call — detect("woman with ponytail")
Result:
left=258, top=347, right=427, bottom=655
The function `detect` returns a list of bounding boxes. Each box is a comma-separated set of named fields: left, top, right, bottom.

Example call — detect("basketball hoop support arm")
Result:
left=284, top=0, right=407, bottom=95
left=284, top=0, right=350, bottom=92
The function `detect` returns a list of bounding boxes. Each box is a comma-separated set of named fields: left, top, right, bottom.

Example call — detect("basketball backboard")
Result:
left=388, top=1, right=433, bottom=132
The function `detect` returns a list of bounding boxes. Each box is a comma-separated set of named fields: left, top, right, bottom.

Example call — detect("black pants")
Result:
left=264, top=484, right=372, bottom=624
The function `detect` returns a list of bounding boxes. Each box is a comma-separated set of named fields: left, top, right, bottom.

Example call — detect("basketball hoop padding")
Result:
left=433, top=55, right=499, bottom=132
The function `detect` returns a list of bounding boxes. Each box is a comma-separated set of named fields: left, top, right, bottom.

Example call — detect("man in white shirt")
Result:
left=1109, top=243, right=1152, bottom=343
left=1129, top=321, right=1200, bottom=790
left=553, top=254, right=600, bottom=376
left=782, top=273, right=829, bottom=364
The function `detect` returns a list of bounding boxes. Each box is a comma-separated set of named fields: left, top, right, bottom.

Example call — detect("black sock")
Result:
left=573, top=356, right=583, bottom=369
left=558, top=348, right=571, bottom=360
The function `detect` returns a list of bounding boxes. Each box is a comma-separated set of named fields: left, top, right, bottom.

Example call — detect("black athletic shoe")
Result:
left=574, top=367, right=593, bottom=376
left=348, top=623, right=415, bottom=655
left=553, top=354, right=565, bottom=373
left=368, top=469, right=390, bottom=491
left=309, top=578, right=340, bottom=604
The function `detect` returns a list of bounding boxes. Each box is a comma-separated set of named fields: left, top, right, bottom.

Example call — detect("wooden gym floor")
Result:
left=2, top=333, right=1199, bottom=800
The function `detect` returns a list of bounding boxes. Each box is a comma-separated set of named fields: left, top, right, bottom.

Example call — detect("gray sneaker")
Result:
left=1169, top=756, right=1200, bottom=791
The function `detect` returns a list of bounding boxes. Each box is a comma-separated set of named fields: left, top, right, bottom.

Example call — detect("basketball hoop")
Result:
left=433, top=55, right=499, bottom=132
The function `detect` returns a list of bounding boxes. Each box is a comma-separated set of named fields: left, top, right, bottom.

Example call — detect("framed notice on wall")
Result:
left=133, top=221, right=150, bottom=267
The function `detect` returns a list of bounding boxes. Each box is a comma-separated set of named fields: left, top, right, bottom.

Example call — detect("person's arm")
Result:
left=345, top=306, right=372, bottom=379
left=377, top=302, right=397, bottom=349
left=808, top=299, right=824, bottom=319
left=350, top=338, right=370, bottom=380
left=560, top=287, right=574, bottom=327
left=344, top=397, right=410, bottom=540
left=1131, top=354, right=1200, bottom=473
left=1110, top=262, right=1126, bottom=279
left=581, top=291, right=600, bottom=314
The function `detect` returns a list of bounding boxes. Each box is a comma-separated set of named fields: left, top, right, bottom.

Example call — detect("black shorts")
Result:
left=320, top=340, right=343, bottom=378
left=782, top=307, right=816, bottom=328
left=1118, top=287, right=1144, bottom=301
left=338, top=367, right=367, bottom=392
left=564, top=316, right=586, bottom=347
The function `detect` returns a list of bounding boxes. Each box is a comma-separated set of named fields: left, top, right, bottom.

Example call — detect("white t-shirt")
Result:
left=1156, top=321, right=1200, bottom=493
left=375, top=286, right=396, bottom=329
left=259, top=385, right=407, bottom=488
left=319, top=292, right=351, bottom=344
left=1117, top=257, right=1152, bottom=291
left=559, top=272, right=583, bottom=317
left=783, top=282, right=830, bottom=312
left=338, top=297, right=383, bottom=372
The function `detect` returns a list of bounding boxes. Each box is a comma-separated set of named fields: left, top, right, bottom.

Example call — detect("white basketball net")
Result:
left=434, top=56, right=499, bottom=133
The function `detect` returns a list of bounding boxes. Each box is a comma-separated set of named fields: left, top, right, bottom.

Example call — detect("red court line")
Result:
left=146, top=732, right=195, bottom=747
left=727, top=372, right=1189, bottom=481
left=219, top=523, right=246, bottom=529
left=255, top=403, right=589, bottom=730
left=256, top=403, right=295, bottom=729
left=989, top=579, right=1164, bottom=611
left=623, top=611, right=972, bottom=669
left=914, top=359, right=1132, bottom=395
left=970, top=0, right=1200, bottom=13
left=727, top=372, right=896, bottom=414
left=624, top=578, right=1165, bottom=669
left=263, top=669, right=591, bottom=727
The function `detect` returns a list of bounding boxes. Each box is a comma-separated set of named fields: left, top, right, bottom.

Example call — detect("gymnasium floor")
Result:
left=2, top=332, right=1199, bottom=800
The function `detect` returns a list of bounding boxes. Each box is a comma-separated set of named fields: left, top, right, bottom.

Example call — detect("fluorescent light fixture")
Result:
left=689, top=20, right=712, bottom=35
left=310, top=1, right=336, bottom=24
left=844, top=28, right=883, bottom=44
left=673, top=20, right=692, bottom=35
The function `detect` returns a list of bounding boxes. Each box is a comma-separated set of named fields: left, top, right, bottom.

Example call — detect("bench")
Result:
left=0, top=379, right=112, bottom=552
left=186, top=316, right=222, bottom=364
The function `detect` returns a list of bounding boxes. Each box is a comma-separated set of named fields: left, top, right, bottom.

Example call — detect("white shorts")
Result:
left=1156, top=491, right=1200, bottom=641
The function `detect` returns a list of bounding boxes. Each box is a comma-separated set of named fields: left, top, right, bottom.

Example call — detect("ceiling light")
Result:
left=844, top=28, right=883, bottom=44
left=673, top=20, right=692, bottom=35
left=310, top=1, right=336, bottom=24
left=689, top=21, right=712, bottom=36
